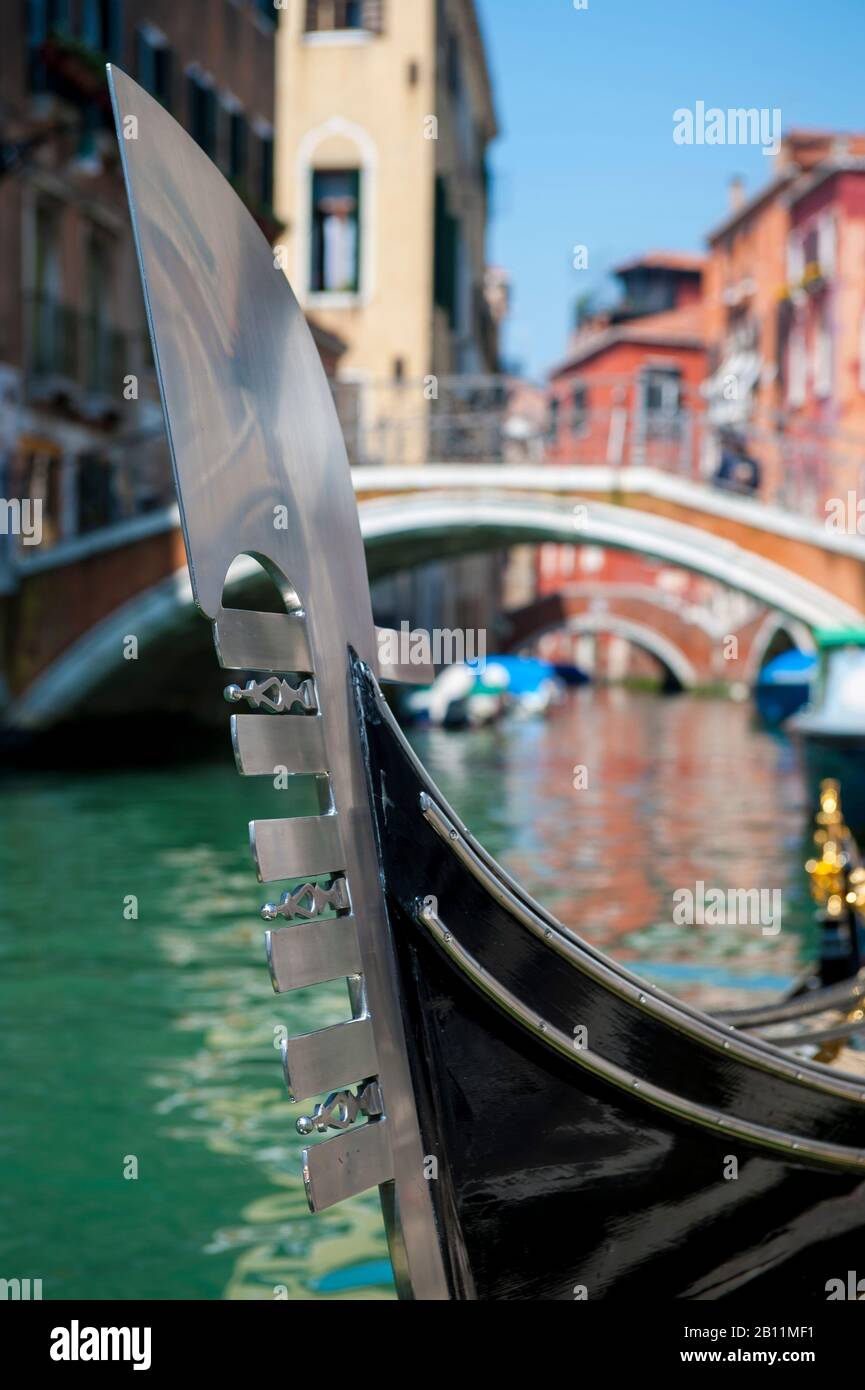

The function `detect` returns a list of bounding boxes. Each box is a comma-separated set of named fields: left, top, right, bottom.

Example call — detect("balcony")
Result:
left=25, top=292, right=136, bottom=413
left=31, top=33, right=112, bottom=109
left=331, top=376, right=511, bottom=468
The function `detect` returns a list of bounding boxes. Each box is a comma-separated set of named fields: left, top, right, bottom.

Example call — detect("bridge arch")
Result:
left=359, top=492, right=863, bottom=631
left=552, top=613, right=698, bottom=690
left=8, top=555, right=271, bottom=729
left=742, top=611, right=817, bottom=684
left=7, top=489, right=860, bottom=729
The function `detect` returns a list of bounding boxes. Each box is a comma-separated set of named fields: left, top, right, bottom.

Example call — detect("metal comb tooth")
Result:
left=224, top=676, right=317, bottom=714
left=261, top=876, right=351, bottom=923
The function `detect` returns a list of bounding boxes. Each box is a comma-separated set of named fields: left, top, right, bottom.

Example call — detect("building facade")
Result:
left=275, top=0, right=498, bottom=436
left=0, top=0, right=280, bottom=571
left=533, top=252, right=748, bottom=689
left=703, top=130, right=865, bottom=508
left=546, top=252, right=707, bottom=474
left=274, top=0, right=502, bottom=646
left=781, top=159, right=865, bottom=512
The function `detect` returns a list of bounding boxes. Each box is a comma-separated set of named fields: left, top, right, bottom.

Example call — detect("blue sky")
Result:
left=475, top=0, right=865, bottom=379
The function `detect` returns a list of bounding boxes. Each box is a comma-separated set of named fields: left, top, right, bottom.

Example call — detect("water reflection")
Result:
left=0, top=690, right=817, bottom=1299
left=412, top=689, right=814, bottom=1014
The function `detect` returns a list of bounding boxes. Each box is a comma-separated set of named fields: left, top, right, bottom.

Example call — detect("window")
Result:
left=447, top=32, right=461, bottom=93
left=27, top=0, right=71, bottom=89
left=305, top=1, right=385, bottom=33
left=817, top=212, right=836, bottom=277
left=30, top=201, right=68, bottom=379
left=77, top=451, right=116, bottom=533
left=84, top=229, right=117, bottom=395
left=187, top=70, right=218, bottom=158
left=786, top=233, right=804, bottom=286
left=571, top=383, right=588, bottom=435
left=10, top=438, right=63, bottom=548
left=547, top=395, right=560, bottom=442
left=80, top=0, right=122, bottom=58
left=642, top=368, right=682, bottom=440
left=28, top=0, right=72, bottom=44
left=311, top=170, right=360, bottom=293
left=434, top=176, right=458, bottom=326
left=814, top=312, right=833, bottom=399
left=259, top=131, right=274, bottom=210
left=229, top=110, right=248, bottom=188
left=136, top=27, right=173, bottom=109
left=643, top=368, right=680, bottom=415
left=788, top=325, right=807, bottom=407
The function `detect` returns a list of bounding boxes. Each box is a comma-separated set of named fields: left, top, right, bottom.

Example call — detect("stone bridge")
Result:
left=2, top=463, right=863, bottom=729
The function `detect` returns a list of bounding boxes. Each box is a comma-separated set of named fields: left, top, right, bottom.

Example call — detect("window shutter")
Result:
left=135, top=28, right=150, bottom=88
left=364, top=0, right=385, bottom=33
left=107, top=0, right=123, bottom=61
left=159, top=46, right=173, bottom=111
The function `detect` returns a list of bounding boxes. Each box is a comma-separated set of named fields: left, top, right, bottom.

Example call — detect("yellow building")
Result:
left=275, top=0, right=499, bottom=461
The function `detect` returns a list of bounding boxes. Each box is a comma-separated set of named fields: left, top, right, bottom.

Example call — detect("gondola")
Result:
left=109, top=70, right=865, bottom=1301
left=715, top=779, right=865, bottom=1043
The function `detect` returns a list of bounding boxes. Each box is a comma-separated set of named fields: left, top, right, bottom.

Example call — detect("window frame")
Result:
left=136, top=25, right=173, bottom=110
left=186, top=67, right=218, bottom=160
left=310, top=167, right=362, bottom=299
left=302, top=0, right=383, bottom=44
left=570, top=381, right=589, bottom=438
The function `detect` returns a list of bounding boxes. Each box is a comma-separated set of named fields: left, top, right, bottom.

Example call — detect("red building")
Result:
left=702, top=131, right=865, bottom=511
left=534, top=253, right=721, bottom=686
left=545, top=252, right=706, bottom=474
left=780, top=157, right=865, bottom=513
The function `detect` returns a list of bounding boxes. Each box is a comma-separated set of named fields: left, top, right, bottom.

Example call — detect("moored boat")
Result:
left=790, top=628, right=865, bottom=835
left=754, top=648, right=816, bottom=726
left=405, top=653, right=564, bottom=727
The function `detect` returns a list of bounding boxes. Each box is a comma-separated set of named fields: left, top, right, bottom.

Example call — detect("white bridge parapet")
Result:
left=353, top=465, right=865, bottom=561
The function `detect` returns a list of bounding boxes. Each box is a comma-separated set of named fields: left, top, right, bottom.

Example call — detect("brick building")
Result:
left=546, top=252, right=706, bottom=474
left=780, top=156, right=865, bottom=511
left=536, top=252, right=729, bottom=687
left=703, top=130, right=865, bottom=506
left=273, top=0, right=503, bottom=648
left=0, top=0, right=284, bottom=570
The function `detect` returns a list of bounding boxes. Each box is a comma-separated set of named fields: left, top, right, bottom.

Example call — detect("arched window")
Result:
left=305, top=1, right=385, bottom=33
left=297, top=119, right=377, bottom=303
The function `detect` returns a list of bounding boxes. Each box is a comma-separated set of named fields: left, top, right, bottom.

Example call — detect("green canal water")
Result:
left=0, top=689, right=820, bottom=1300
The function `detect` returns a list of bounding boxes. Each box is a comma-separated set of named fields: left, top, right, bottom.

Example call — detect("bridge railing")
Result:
left=333, top=374, right=865, bottom=528
left=6, top=373, right=865, bottom=566
left=331, top=375, right=512, bottom=467
left=0, top=422, right=175, bottom=566
left=23, top=292, right=150, bottom=405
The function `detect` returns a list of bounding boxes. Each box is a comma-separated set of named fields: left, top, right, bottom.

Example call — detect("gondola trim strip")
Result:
left=413, top=898, right=865, bottom=1171
left=419, top=791, right=865, bottom=1106
left=369, top=672, right=865, bottom=1099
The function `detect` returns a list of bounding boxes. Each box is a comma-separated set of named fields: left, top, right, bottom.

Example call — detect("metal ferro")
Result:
left=108, top=67, right=448, bottom=1299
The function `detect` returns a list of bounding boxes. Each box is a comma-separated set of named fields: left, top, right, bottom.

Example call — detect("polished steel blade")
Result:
left=108, top=68, right=448, bottom=1300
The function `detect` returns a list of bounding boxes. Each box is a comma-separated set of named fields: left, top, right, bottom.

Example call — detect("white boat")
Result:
left=789, top=628, right=865, bottom=832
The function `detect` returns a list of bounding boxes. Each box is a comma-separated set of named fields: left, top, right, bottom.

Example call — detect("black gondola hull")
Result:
left=354, top=659, right=865, bottom=1301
